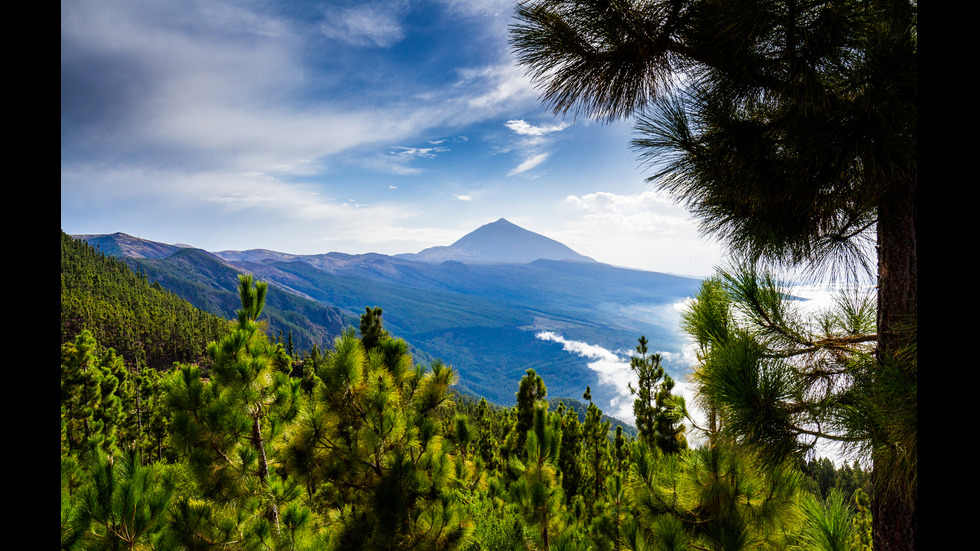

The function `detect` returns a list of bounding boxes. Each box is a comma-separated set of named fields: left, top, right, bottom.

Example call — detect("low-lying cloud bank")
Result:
left=537, top=283, right=875, bottom=463
left=534, top=330, right=697, bottom=428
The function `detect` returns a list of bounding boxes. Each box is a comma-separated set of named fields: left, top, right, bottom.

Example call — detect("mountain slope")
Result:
left=61, top=231, right=231, bottom=370
left=75, top=232, right=189, bottom=259
left=110, top=245, right=354, bottom=353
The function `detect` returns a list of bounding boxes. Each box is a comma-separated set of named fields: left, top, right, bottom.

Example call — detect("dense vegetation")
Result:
left=62, top=231, right=876, bottom=550
left=62, top=230, right=232, bottom=371
left=115, top=244, right=354, bottom=355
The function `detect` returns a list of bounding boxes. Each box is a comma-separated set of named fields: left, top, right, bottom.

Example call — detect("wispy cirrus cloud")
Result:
left=366, top=142, right=456, bottom=175
left=389, top=146, right=450, bottom=159
left=453, top=62, right=540, bottom=113
left=507, top=152, right=550, bottom=176
left=61, top=1, right=528, bottom=179
left=503, top=118, right=571, bottom=177
left=319, top=2, right=408, bottom=48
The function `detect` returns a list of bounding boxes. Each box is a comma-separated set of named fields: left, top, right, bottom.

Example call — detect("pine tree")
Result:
left=628, top=336, right=687, bottom=455
left=282, top=325, right=471, bottom=549
left=359, top=306, right=388, bottom=351
left=556, top=402, right=583, bottom=506
left=509, top=368, right=548, bottom=461
left=475, top=398, right=502, bottom=473
left=589, top=471, right=628, bottom=551
left=299, top=344, right=325, bottom=396
left=628, top=336, right=662, bottom=449
left=116, top=357, right=169, bottom=463
left=852, top=488, right=874, bottom=551
left=164, top=275, right=303, bottom=535
left=626, top=437, right=802, bottom=550
left=578, top=388, right=612, bottom=523
left=511, top=2, right=916, bottom=547
left=681, top=268, right=888, bottom=482
left=613, top=426, right=629, bottom=474
left=61, top=331, right=127, bottom=455
left=65, top=445, right=176, bottom=550
left=653, top=372, right=687, bottom=455
left=508, top=402, right=564, bottom=550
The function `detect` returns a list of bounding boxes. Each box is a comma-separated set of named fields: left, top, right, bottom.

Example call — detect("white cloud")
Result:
left=439, top=0, right=514, bottom=19
left=534, top=330, right=712, bottom=445
left=563, top=190, right=692, bottom=232
left=505, top=119, right=570, bottom=136
left=454, top=194, right=474, bottom=201
left=502, top=118, right=572, bottom=177
left=319, top=4, right=407, bottom=47
left=553, top=190, right=726, bottom=276
left=61, top=160, right=445, bottom=256
left=389, top=146, right=450, bottom=159
left=455, top=62, right=539, bottom=111
left=535, top=331, right=640, bottom=423
left=507, top=152, right=550, bottom=176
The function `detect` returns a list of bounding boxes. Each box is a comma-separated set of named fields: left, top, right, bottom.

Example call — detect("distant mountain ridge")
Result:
left=73, top=232, right=192, bottom=259
left=213, top=218, right=593, bottom=267
left=71, top=220, right=702, bottom=416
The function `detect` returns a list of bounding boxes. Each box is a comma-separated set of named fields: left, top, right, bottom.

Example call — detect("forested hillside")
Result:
left=115, top=244, right=356, bottom=355
left=61, top=230, right=231, bottom=371
left=62, top=234, right=875, bottom=549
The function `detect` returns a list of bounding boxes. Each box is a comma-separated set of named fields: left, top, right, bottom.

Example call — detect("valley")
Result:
left=75, top=219, right=703, bottom=421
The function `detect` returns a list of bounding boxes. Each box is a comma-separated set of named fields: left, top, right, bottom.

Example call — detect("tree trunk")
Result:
left=253, top=415, right=280, bottom=533
left=873, top=172, right=916, bottom=551
left=135, top=364, right=144, bottom=464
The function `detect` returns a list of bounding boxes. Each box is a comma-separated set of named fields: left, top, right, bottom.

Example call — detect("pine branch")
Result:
left=765, top=333, right=877, bottom=359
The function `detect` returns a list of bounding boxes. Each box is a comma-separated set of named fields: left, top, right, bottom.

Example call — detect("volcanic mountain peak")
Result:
left=400, top=218, right=595, bottom=265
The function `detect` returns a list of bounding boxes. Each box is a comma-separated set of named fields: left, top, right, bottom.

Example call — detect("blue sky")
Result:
left=61, top=0, right=726, bottom=277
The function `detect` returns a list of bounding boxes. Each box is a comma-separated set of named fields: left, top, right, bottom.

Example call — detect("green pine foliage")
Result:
left=507, top=402, right=564, bottom=549
left=64, top=445, right=177, bottom=550
left=61, top=255, right=872, bottom=550
left=61, top=330, right=125, bottom=455
left=794, top=490, right=859, bottom=551
left=281, top=322, right=473, bottom=549
left=62, top=230, right=230, bottom=371
left=166, top=275, right=304, bottom=535
left=851, top=488, right=874, bottom=551
left=628, top=337, right=688, bottom=455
